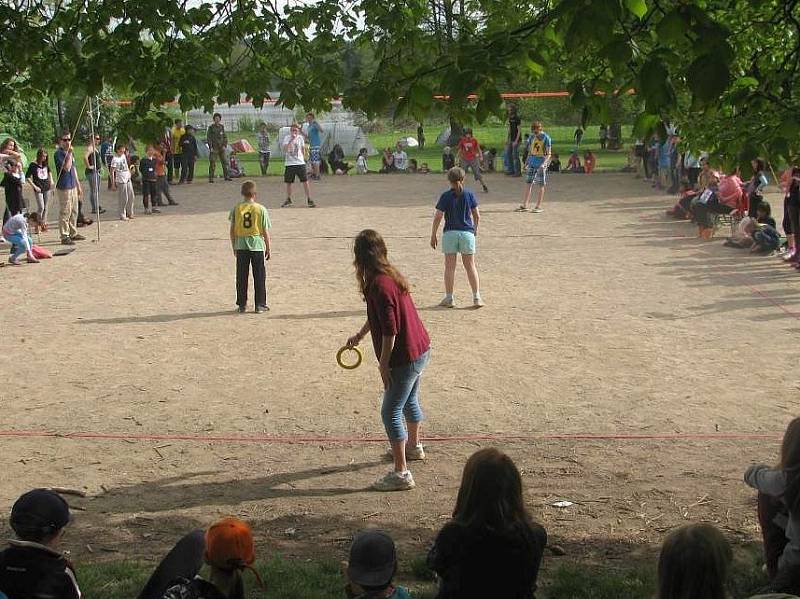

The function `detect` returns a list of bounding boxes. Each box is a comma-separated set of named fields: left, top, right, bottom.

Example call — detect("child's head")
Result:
left=145, top=144, right=155, bottom=156
left=185, top=125, right=194, bottom=133
left=752, top=158, right=766, bottom=172
left=464, top=127, right=473, bottom=138
left=756, top=202, right=772, bottom=219
left=395, top=142, right=402, bottom=152
left=657, top=524, right=731, bottom=599
left=447, top=166, right=465, bottom=191
left=212, top=113, right=222, bottom=123
left=259, top=122, right=267, bottom=131
left=10, top=489, right=71, bottom=546
left=115, top=143, right=126, bottom=154
left=290, top=123, right=301, bottom=135
left=453, top=448, right=528, bottom=529
left=241, top=180, right=257, bottom=199
left=531, top=120, right=543, bottom=134
left=174, top=118, right=183, bottom=127
left=353, top=229, right=409, bottom=299
left=358, top=147, right=366, bottom=156
left=203, top=517, right=263, bottom=591
left=346, top=530, right=398, bottom=593
left=26, top=212, right=41, bottom=226
left=443, top=146, right=452, bottom=155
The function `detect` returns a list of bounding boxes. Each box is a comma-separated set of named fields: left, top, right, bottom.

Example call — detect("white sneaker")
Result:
left=385, top=444, right=426, bottom=461
left=372, top=470, right=415, bottom=491
left=531, top=207, right=543, bottom=213
left=0, top=237, right=6, bottom=244
left=439, top=296, right=455, bottom=308
left=473, top=297, right=485, bottom=308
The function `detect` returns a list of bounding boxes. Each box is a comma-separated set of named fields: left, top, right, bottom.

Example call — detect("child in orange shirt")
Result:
left=154, top=146, right=178, bottom=207
left=584, top=150, right=596, bottom=174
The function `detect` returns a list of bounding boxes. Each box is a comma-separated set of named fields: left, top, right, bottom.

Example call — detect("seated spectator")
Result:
left=693, top=173, right=743, bottom=240
left=228, top=152, right=244, bottom=178
left=548, top=153, right=561, bottom=173
left=657, top=523, right=731, bottom=599
left=482, top=148, right=497, bottom=172
left=427, top=448, right=547, bottom=599
left=343, top=530, right=410, bottom=599
left=329, top=144, right=352, bottom=174
left=356, top=148, right=369, bottom=174
left=442, top=147, right=455, bottom=172
left=584, top=150, right=596, bottom=174
left=566, top=151, right=582, bottom=173
left=408, top=158, right=418, bottom=173
left=392, top=143, right=408, bottom=172
left=0, top=488, right=81, bottom=599
left=379, top=147, right=395, bottom=174
left=751, top=203, right=780, bottom=253
left=419, top=162, right=431, bottom=174
left=161, top=517, right=263, bottom=599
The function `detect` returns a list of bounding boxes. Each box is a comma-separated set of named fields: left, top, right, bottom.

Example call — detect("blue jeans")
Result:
left=381, top=349, right=430, bottom=441
left=86, top=171, right=100, bottom=212
left=505, top=141, right=520, bottom=175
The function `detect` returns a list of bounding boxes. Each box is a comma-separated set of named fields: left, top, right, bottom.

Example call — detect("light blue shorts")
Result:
left=442, top=230, right=476, bottom=255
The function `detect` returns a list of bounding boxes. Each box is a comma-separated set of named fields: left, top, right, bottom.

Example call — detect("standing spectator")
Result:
left=179, top=126, right=198, bottom=184
left=256, top=122, right=271, bottom=176
left=139, top=145, right=159, bottom=214
left=153, top=145, right=177, bottom=207
left=599, top=124, right=608, bottom=150
left=684, top=151, right=702, bottom=188
left=170, top=118, right=185, bottom=183
left=417, top=123, right=426, bottom=150
left=657, top=138, right=671, bottom=190
left=442, top=147, right=455, bottom=172
left=456, top=128, right=489, bottom=193
left=519, top=121, right=552, bottom=213
left=392, top=143, right=408, bottom=172
left=505, top=104, right=522, bottom=176
left=345, top=229, right=431, bottom=492
left=110, top=143, right=135, bottom=221
left=0, top=489, right=81, bottom=599
left=747, top=158, right=769, bottom=218
left=2, top=160, right=25, bottom=223
left=427, top=448, right=547, bottom=598
left=304, top=112, right=323, bottom=180
left=647, top=135, right=659, bottom=182
left=207, top=113, right=230, bottom=183
left=26, top=148, right=53, bottom=230
left=785, top=167, right=800, bottom=265
left=634, top=139, right=646, bottom=178
left=280, top=123, right=315, bottom=208
left=83, top=134, right=105, bottom=217
left=657, top=524, right=732, bottom=599
left=53, top=130, right=85, bottom=246
left=99, top=135, right=114, bottom=189
left=574, top=126, right=584, bottom=147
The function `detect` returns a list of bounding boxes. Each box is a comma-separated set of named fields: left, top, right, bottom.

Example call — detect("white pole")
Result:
left=88, top=96, right=101, bottom=242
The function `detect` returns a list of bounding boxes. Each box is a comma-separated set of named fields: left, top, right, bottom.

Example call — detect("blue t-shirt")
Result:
left=54, top=148, right=77, bottom=190
left=658, top=142, right=671, bottom=168
left=436, top=188, right=478, bottom=233
left=307, top=122, right=322, bottom=147
left=526, top=132, right=552, bottom=169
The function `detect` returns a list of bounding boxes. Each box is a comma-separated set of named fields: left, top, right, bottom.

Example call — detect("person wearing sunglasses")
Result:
left=53, top=131, right=85, bottom=246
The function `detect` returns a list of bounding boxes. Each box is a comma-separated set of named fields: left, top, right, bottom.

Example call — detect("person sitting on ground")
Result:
left=583, top=150, right=596, bottom=174
left=427, top=447, right=547, bottom=598
left=329, top=144, right=352, bottom=174
left=343, top=530, right=410, bottom=599
left=566, top=150, right=582, bottom=173
left=0, top=488, right=81, bottom=599
left=745, top=417, right=800, bottom=595
left=751, top=202, right=781, bottom=254
left=442, top=147, right=455, bottom=172
left=356, top=148, right=369, bottom=174
left=548, top=152, right=561, bottom=172
left=379, top=147, right=395, bottom=174
left=392, top=143, right=408, bottom=172
left=161, top=518, right=263, bottom=599
left=656, top=523, right=732, bottom=599
left=419, top=162, right=431, bottom=174
left=3, top=212, right=40, bottom=265
left=482, top=148, right=496, bottom=172
left=228, top=152, right=244, bottom=178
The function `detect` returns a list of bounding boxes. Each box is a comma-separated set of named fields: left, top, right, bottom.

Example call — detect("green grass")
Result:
left=76, top=546, right=768, bottom=599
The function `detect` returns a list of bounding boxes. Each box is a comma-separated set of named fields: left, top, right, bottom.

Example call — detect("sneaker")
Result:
left=281, top=198, right=293, bottom=208
left=385, top=444, right=426, bottom=461
left=473, top=297, right=485, bottom=308
left=514, top=206, right=527, bottom=212
left=209, top=179, right=214, bottom=183
left=482, top=184, right=489, bottom=193
left=236, top=306, right=246, bottom=313
left=439, top=296, right=455, bottom=308
left=255, top=305, right=270, bottom=313
left=145, top=208, right=152, bottom=215
left=0, top=236, right=6, bottom=244
left=120, top=216, right=129, bottom=221
left=98, top=207, right=106, bottom=214
left=71, top=234, right=86, bottom=241
left=168, top=201, right=179, bottom=206
left=531, top=207, right=543, bottom=213
left=372, top=470, right=415, bottom=492
left=8, top=257, right=21, bottom=266
left=61, top=237, right=75, bottom=245
left=307, top=199, right=316, bottom=208
left=152, top=208, right=161, bottom=214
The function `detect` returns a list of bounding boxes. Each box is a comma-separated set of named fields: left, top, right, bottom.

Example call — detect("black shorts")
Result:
left=142, top=180, right=158, bottom=197
left=284, top=164, right=308, bottom=183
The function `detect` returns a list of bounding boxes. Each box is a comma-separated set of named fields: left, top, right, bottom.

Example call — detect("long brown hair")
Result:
left=452, top=448, right=530, bottom=531
left=353, top=229, right=410, bottom=300
left=657, top=523, right=731, bottom=599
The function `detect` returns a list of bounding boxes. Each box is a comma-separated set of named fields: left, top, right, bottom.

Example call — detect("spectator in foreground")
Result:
left=656, top=523, right=731, bottom=599
left=0, top=488, right=81, bottom=599
left=161, top=517, right=263, bottom=599
left=427, top=448, right=547, bottom=598
left=343, top=530, right=410, bottom=599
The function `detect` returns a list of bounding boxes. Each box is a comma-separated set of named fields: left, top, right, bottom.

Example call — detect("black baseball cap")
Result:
left=347, top=530, right=397, bottom=588
left=10, top=489, right=71, bottom=539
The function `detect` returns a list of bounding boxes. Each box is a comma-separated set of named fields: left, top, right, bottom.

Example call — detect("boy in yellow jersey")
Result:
left=170, top=118, right=185, bottom=183
left=229, top=180, right=271, bottom=313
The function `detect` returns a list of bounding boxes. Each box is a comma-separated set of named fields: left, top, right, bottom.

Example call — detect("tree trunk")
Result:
left=447, top=115, right=464, bottom=146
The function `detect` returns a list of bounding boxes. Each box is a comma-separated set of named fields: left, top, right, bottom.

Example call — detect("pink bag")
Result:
left=31, top=245, right=52, bottom=259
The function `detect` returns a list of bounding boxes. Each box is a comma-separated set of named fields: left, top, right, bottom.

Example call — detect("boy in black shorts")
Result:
left=281, top=123, right=315, bottom=208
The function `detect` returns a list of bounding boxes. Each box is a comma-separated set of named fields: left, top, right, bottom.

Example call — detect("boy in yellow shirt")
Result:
left=229, top=180, right=271, bottom=313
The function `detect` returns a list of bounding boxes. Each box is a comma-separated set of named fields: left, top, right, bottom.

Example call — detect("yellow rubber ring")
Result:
left=337, top=346, right=363, bottom=370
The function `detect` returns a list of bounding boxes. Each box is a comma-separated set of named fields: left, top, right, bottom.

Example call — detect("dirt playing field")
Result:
left=1, top=170, right=796, bottom=568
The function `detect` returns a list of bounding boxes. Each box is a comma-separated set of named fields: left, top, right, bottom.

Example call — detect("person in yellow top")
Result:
left=229, top=180, right=272, bottom=313
left=170, top=118, right=186, bottom=183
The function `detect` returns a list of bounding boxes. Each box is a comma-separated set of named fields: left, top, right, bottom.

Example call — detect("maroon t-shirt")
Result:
left=366, top=273, right=431, bottom=367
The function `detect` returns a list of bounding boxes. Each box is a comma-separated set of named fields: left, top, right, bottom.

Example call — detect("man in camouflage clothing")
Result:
left=206, top=113, right=230, bottom=182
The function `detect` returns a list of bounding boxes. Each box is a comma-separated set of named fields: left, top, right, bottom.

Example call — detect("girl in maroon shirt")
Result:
left=347, top=229, right=431, bottom=492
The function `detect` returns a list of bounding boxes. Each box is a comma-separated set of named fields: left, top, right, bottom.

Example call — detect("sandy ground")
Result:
left=0, top=170, right=797, bottom=568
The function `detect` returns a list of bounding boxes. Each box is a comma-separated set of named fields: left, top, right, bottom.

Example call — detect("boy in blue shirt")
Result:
left=304, top=112, right=323, bottom=180
left=518, top=120, right=552, bottom=213
left=430, top=167, right=484, bottom=308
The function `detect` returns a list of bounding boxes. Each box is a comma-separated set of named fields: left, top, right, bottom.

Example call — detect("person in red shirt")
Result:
left=457, top=129, right=489, bottom=192
left=583, top=150, right=596, bottom=174
left=347, top=229, right=431, bottom=492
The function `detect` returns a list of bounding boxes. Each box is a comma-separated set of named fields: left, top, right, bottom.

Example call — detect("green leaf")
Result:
left=687, top=53, right=731, bottom=104
left=656, top=10, right=687, bottom=44
left=624, top=0, right=647, bottom=19
left=633, top=112, right=660, bottom=138
left=732, top=76, right=759, bottom=90
left=600, top=40, right=632, bottom=65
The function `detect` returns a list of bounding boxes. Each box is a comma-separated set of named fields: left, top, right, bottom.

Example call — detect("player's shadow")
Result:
left=78, top=310, right=235, bottom=325
left=91, top=460, right=384, bottom=514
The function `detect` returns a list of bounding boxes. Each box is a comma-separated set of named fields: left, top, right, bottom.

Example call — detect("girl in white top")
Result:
left=392, top=143, right=408, bottom=171
left=110, top=144, right=135, bottom=220
left=356, top=148, right=369, bottom=174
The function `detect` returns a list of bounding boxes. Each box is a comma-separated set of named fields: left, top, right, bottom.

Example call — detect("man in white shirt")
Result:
left=281, top=123, right=315, bottom=208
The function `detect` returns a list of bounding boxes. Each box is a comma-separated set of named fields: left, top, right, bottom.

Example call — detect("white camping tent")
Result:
left=274, top=123, right=377, bottom=157
left=435, top=126, right=451, bottom=146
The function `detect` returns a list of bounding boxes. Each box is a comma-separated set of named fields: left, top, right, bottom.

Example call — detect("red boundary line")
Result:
left=0, top=429, right=780, bottom=444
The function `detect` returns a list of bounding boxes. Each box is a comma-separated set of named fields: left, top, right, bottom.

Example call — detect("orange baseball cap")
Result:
left=204, top=517, right=256, bottom=571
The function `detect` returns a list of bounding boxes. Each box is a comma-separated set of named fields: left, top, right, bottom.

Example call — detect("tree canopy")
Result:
left=1, top=0, right=798, bottom=162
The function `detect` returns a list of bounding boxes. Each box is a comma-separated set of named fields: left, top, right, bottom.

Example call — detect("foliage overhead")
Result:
left=1, top=0, right=798, bottom=161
